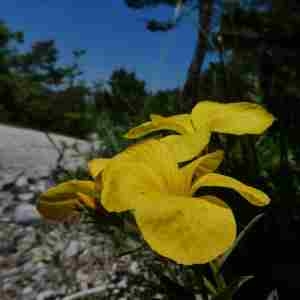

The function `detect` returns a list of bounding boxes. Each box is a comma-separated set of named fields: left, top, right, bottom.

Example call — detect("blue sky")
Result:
left=2, top=0, right=215, bottom=91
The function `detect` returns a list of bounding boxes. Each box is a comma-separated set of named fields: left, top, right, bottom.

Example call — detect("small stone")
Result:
left=87, top=132, right=99, bottom=141
left=76, top=269, right=89, bottom=289
left=117, top=277, right=128, bottom=289
left=28, top=185, right=38, bottom=192
left=22, top=286, right=33, bottom=295
left=18, top=192, right=35, bottom=202
left=112, top=288, right=119, bottom=295
left=112, top=262, right=118, bottom=272
left=16, top=175, right=28, bottom=188
left=29, top=180, right=48, bottom=193
left=14, top=204, right=41, bottom=225
left=129, top=261, right=139, bottom=275
left=64, top=240, right=80, bottom=258
left=23, top=261, right=36, bottom=273
left=37, top=290, right=56, bottom=300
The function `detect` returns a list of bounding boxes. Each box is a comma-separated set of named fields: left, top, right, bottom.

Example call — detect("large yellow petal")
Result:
left=134, top=194, right=236, bottom=265
left=124, top=115, right=192, bottom=139
left=191, top=101, right=275, bottom=135
left=37, top=180, right=96, bottom=221
left=191, top=173, right=271, bottom=206
left=160, top=129, right=211, bottom=163
left=88, top=158, right=111, bottom=178
left=101, top=161, right=167, bottom=213
left=181, top=150, right=224, bottom=193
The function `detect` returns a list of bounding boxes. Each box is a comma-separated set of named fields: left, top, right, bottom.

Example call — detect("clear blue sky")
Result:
left=2, top=0, right=215, bottom=91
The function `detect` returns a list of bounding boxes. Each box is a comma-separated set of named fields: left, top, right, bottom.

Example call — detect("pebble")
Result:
left=76, top=269, right=90, bottom=290
left=22, top=286, right=33, bottom=295
left=14, top=203, right=41, bottom=225
left=18, top=192, right=35, bottom=202
left=129, top=261, right=139, bottom=275
left=29, top=181, right=48, bottom=193
left=15, top=175, right=28, bottom=188
left=64, top=240, right=80, bottom=258
left=117, top=277, right=128, bottom=289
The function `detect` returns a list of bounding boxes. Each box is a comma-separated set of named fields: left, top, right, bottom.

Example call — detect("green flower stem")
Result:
left=203, top=276, right=217, bottom=295
left=209, top=260, right=227, bottom=291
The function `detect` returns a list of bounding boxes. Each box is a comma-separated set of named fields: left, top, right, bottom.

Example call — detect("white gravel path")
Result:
left=0, top=124, right=92, bottom=183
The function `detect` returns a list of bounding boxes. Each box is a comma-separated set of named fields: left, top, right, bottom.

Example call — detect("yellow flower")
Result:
left=37, top=138, right=181, bottom=221
left=37, top=180, right=97, bottom=221
left=124, top=101, right=275, bottom=162
left=101, top=139, right=270, bottom=265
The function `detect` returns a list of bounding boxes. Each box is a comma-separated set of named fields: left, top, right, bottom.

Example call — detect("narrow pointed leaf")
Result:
left=212, top=276, right=254, bottom=300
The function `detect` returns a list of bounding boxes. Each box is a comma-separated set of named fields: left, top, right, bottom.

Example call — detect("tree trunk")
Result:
left=181, top=0, right=213, bottom=109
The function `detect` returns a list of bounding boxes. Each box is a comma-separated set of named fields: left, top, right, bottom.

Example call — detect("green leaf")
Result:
left=212, top=276, right=254, bottom=300
left=219, top=213, right=265, bottom=268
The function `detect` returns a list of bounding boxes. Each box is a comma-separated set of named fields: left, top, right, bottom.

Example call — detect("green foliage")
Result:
left=109, top=68, right=147, bottom=115
left=94, top=68, right=147, bottom=120
left=125, top=0, right=196, bottom=33
left=142, top=88, right=181, bottom=117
